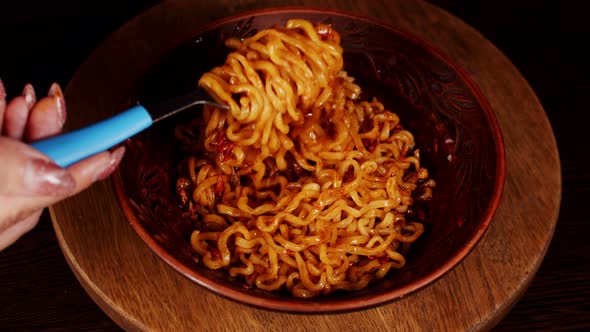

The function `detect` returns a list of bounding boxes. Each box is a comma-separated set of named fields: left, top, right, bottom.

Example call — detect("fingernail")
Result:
left=23, top=158, right=76, bottom=196
left=0, top=79, right=6, bottom=99
left=0, top=79, right=5, bottom=117
left=95, top=146, right=126, bottom=181
left=22, top=83, right=36, bottom=109
left=49, top=83, right=66, bottom=126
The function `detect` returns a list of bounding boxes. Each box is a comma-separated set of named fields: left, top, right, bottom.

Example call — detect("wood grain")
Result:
left=45, top=0, right=561, bottom=331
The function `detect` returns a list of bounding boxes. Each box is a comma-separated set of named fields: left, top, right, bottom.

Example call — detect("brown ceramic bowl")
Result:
left=113, top=8, right=505, bottom=313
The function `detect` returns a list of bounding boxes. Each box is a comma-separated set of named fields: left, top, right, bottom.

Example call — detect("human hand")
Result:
left=0, top=80, right=125, bottom=250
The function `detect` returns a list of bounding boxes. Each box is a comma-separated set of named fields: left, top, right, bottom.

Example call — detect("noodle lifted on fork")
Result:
left=176, top=19, right=435, bottom=298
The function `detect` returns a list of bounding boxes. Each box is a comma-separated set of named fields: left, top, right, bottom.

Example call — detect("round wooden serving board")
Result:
left=49, top=0, right=561, bottom=331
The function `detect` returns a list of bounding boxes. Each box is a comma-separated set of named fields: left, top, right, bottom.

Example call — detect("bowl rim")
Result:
left=113, top=6, right=506, bottom=313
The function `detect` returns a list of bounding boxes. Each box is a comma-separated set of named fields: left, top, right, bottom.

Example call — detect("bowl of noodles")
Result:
left=113, top=8, right=505, bottom=312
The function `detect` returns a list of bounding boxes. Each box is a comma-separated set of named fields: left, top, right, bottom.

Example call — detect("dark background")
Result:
left=1, top=0, right=587, bottom=330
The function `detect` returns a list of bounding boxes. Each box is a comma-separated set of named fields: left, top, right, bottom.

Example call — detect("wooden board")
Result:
left=49, top=0, right=561, bottom=330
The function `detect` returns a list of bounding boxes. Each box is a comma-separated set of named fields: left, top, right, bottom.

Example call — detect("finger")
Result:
left=0, top=79, right=6, bottom=131
left=0, top=136, right=75, bottom=198
left=25, top=83, right=66, bottom=141
left=0, top=137, right=125, bottom=199
left=0, top=135, right=71, bottom=236
left=0, top=137, right=125, bottom=238
left=0, top=137, right=125, bottom=215
left=0, top=209, right=42, bottom=251
left=0, top=147, right=125, bottom=229
left=26, top=146, right=125, bottom=206
left=3, top=84, right=36, bottom=139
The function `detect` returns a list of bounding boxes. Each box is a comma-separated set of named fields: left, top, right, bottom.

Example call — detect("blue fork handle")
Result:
left=31, top=105, right=153, bottom=168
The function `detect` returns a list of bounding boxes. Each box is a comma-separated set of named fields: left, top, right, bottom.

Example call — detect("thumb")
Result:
left=0, top=136, right=125, bottom=236
left=0, top=136, right=75, bottom=197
